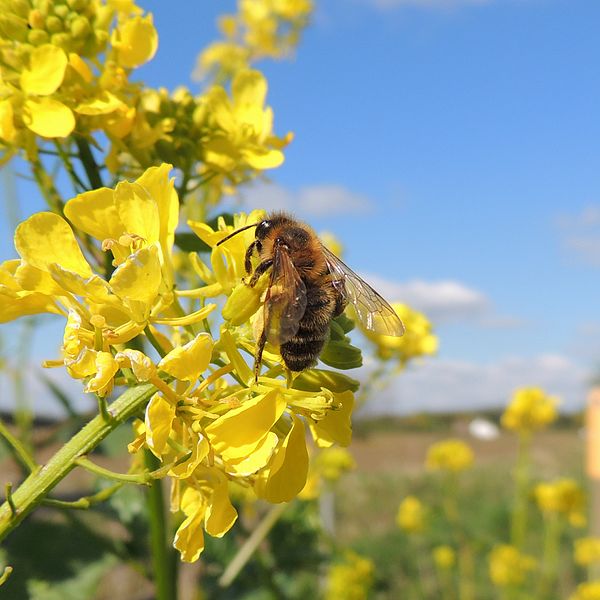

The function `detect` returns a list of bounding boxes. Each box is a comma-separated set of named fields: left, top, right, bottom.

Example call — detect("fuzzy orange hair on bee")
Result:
left=217, top=212, right=404, bottom=380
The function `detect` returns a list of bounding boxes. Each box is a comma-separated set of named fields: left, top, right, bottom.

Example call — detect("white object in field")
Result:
left=468, top=417, right=500, bottom=441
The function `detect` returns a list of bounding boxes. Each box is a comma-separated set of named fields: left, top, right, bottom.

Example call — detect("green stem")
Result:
left=0, top=418, right=37, bottom=473
left=145, top=451, right=177, bottom=600
left=73, top=135, right=104, bottom=190
left=0, top=383, right=155, bottom=542
left=53, top=140, right=87, bottom=193
left=511, top=432, right=532, bottom=548
left=536, top=514, right=563, bottom=600
left=219, top=502, right=288, bottom=588
left=41, top=483, right=123, bottom=510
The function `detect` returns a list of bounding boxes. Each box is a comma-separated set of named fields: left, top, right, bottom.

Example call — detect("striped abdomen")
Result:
left=280, top=281, right=338, bottom=372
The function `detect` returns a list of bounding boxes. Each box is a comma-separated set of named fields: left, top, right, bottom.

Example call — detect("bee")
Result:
left=217, top=212, right=405, bottom=380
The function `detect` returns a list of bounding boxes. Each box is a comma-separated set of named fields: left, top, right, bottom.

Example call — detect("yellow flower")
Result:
left=426, top=438, right=474, bottom=473
left=194, top=69, right=290, bottom=174
left=432, top=545, right=455, bottom=570
left=361, top=303, right=437, bottom=366
left=575, top=538, right=600, bottom=566
left=111, top=14, right=158, bottom=68
left=489, top=544, right=537, bottom=587
left=570, top=582, right=600, bottom=600
left=325, top=551, right=374, bottom=600
left=396, top=496, right=426, bottom=534
left=534, top=479, right=586, bottom=526
left=501, top=387, right=558, bottom=433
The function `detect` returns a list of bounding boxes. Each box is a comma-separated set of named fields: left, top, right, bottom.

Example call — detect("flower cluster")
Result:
left=501, top=387, right=558, bottom=434
left=396, top=495, right=426, bottom=534
left=0, top=0, right=157, bottom=147
left=197, top=0, right=313, bottom=82
left=488, top=544, right=537, bottom=587
left=534, top=478, right=586, bottom=527
left=361, top=302, right=437, bottom=366
left=0, top=165, right=360, bottom=562
left=426, top=438, right=474, bottom=473
left=324, top=550, right=375, bottom=600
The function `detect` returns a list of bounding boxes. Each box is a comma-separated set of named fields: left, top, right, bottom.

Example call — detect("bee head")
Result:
left=255, top=220, right=272, bottom=240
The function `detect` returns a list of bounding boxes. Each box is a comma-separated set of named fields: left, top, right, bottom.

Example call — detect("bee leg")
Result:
left=244, top=240, right=261, bottom=274
left=248, top=258, right=273, bottom=287
left=254, top=323, right=268, bottom=382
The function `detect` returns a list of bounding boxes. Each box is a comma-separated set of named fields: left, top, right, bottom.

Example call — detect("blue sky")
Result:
left=2, top=0, right=599, bottom=414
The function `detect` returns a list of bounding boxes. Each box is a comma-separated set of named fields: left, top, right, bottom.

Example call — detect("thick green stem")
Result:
left=0, top=383, right=155, bottom=542
left=145, top=451, right=177, bottom=600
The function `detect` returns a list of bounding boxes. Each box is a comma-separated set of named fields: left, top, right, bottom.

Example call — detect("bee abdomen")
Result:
left=280, top=335, right=327, bottom=371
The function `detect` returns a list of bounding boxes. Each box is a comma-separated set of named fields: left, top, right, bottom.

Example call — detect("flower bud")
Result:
left=70, top=15, right=91, bottom=38
left=28, top=29, right=49, bottom=45
left=28, top=9, right=45, bottom=29
left=0, top=13, right=28, bottom=41
left=46, top=15, right=64, bottom=33
left=50, top=32, right=71, bottom=49
left=222, top=281, right=263, bottom=325
left=54, top=5, right=69, bottom=19
left=319, top=339, right=362, bottom=370
left=67, top=0, right=88, bottom=10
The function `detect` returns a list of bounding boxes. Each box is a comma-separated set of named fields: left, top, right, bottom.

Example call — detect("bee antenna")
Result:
left=216, top=222, right=260, bottom=246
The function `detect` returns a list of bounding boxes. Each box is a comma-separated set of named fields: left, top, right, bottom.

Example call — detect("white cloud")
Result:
left=359, top=353, right=589, bottom=416
left=365, top=276, right=489, bottom=321
left=239, top=182, right=371, bottom=217
left=557, top=205, right=600, bottom=266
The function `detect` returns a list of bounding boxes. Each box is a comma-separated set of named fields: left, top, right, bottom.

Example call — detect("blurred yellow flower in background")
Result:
left=325, top=550, right=375, bottom=600
left=426, top=438, right=474, bottom=473
left=575, top=537, right=600, bottom=566
left=501, top=387, right=558, bottom=434
left=534, top=478, right=586, bottom=527
left=570, top=582, right=600, bottom=600
left=396, top=495, right=426, bottom=534
left=432, top=545, right=456, bottom=570
left=488, top=544, right=537, bottom=587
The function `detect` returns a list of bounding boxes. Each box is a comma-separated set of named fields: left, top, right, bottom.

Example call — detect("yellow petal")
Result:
left=145, top=393, right=175, bottom=456
left=20, top=44, right=68, bottom=95
left=205, top=478, right=237, bottom=537
left=226, top=431, right=278, bottom=475
left=15, top=212, right=92, bottom=277
left=115, top=180, right=160, bottom=243
left=112, top=14, right=158, bottom=69
left=109, top=244, right=162, bottom=304
left=65, top=346, right=97, bottom=379
left=23, top=98, right=75, bottom=138
left=169, top=436, right=210, bottom=479
left=75, top=91, right=125, bottom=115
left=309, top=391, right=354, bottom=448
left=48, top=264, right=111, bottom=303
left=205, top=390, right=286, bottom=459
left=242, top=147, right=284, bottom=170
left=85, top=351, right=119, bottom=396
left=232, top=70, right=267, bottom=109
left=69, top=53, right=93, bottom=83
left=15, top=262, right=64, bottom=295
left=64, top=188, right=120, bottom=243
left=115, top=349, right=156, bottom=381
left=0, top=100, right=16, bottom=143
left=135, top=163, right=178, bottom=257
left=158, top=333, right=214, bottom=382
left=255, top=414, right=309, bottom=503
left=0, top=289, right=59, bottom=323
left=174, top=510, right=205, bottom=563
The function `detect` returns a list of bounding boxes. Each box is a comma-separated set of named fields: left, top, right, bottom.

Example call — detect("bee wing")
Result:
left=321, top=244, right=405, bottom=337
left=265, top=244, right=307, bottom=346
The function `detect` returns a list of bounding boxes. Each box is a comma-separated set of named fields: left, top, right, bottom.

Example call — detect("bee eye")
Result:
left=255, top=220, right=271, bottom=239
